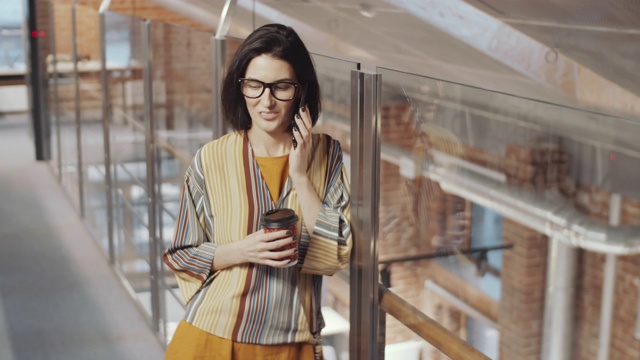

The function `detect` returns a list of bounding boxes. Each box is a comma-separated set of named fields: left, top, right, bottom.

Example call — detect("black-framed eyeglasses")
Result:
left=239, top=78, right=299, bottom=101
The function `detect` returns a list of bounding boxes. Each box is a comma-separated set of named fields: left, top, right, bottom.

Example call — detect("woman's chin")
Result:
left=250, top=121, right=289, bottom=137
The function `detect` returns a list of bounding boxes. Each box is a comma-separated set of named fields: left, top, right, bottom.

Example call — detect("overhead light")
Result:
left=359, top=2, right=376, bottom=18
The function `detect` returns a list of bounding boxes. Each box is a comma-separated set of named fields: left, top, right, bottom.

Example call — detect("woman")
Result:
left=163, top=23, right=352, bottom=360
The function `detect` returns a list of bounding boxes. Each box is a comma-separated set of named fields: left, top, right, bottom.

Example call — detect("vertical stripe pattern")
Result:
left=163, top=131, right=352, bottom=345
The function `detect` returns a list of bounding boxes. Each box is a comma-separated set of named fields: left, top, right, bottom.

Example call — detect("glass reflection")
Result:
left=148, top=21, right=216, bottom=343
left=104, top=11, right=151, bottom=321
left=377, top=65, right=640, bottom=359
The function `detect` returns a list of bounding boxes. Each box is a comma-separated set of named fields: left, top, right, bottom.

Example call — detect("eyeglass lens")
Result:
left=240, top=79, right=297, bottom=101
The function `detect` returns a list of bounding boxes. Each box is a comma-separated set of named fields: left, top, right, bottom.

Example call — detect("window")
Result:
left=467, top=317, right=500, bottom=359
left=471, top=204, right=504, bottom=271
left=469, top=204, right=504, bottom=300
left=0, top=2, right=25, bottom=72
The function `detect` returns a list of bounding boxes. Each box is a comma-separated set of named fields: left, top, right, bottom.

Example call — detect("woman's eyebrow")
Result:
left=245, top=77, right=296, bottom=83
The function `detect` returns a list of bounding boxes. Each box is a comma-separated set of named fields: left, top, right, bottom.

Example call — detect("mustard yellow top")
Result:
left=255, top=154, right=289, bottom=203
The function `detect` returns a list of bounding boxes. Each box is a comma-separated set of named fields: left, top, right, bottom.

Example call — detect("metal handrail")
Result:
left=378, top=283, right=490, bottom=360
left=112, top=107, right=194, bottom=166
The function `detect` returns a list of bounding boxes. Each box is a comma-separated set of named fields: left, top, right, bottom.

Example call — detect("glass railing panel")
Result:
left=74, top=4, right=109, bottom=253
left=226, top=4, right=253, bottom=40
left=376, top=66, right=640, bottom=358
left=148, top=20, right=215, bottom=343
left=106, top=12, right=144, bottom=123
left=309, top=52, right=358, bottom=357
left=384, top=319, right=448, bottom=360
left=230, top=0, right=578, bottom=106
left=374, top=66, right=530, bottom=358
left=104, top=11, right=151, bottom=321
left=224, top=35, right=243, bottom=71
left=45, top=1, right=61, bottom=180
left=54, top=3, right=81, bottom=212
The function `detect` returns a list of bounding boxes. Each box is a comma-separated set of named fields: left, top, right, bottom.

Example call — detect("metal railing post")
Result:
left=142, top=20, right=161, bottom=334
left=215, top=0, right=237, bottom=39
left=99, top=4, right=115, bottom=265
left=212, top=37, right=226, bottom=140
left=71, top=0, right=85, bottom=217
left=48, top=0, right=62, bottom=182
left=349, top=69, right=364, bottom=359
left=349, top=71, right=382, bottom=360
left=211, top=0, right=236, bottom=139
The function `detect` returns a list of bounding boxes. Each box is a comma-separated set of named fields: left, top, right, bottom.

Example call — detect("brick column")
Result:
left=499, top=220, right=548, bottom=359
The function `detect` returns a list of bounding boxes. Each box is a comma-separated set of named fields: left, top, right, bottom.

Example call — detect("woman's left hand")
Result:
left=290, top=106, right=312, bottom=180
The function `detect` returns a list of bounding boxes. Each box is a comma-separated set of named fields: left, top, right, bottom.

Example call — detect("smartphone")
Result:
left=293, top=83, right=307, bottom=149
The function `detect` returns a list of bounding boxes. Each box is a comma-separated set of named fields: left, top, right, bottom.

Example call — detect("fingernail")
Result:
left=295, top=114, right=300, bottom=119
left=286, top=230, right=292, bottom=235
left=291, top=236, right=297, bottom=242
left=293, top=248, right=298, bottom=253
left=300, top=106, right=306, bottom=112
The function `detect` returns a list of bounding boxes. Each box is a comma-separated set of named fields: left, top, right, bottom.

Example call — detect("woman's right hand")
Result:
left=239, top=229, right=297, bottom=267
left=212, top=229, right=296, bottom=270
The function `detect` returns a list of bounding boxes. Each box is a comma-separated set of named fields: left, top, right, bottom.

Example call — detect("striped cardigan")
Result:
left=163, top=131, right=352, bottom=345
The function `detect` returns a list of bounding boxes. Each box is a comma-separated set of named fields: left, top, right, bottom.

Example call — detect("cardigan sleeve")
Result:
left=298, top=139, right=352, bottom=275
left=162, top=149, right=218, bottom=303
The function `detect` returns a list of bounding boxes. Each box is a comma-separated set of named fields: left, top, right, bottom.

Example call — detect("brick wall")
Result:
left=149, top=22, right=214, bottom=131
left=49, top=2, right=71, bottom=58
left=573, top=186, right=640, bottom=360
left=78, top=0, right=213, bottom=32
left=503, top=143, right=568, bottom=190
left=50, top=0, right=213, bottom=57
left=499, top=221, right=548, bottom=359
left=47, top=0, right=216, bottom=131
left=614, top=255, right=640, bottom=359
left=48, top=2, right=103, bottom=59
left=463, top=137, right=640, bottom=359
left=377, top=102, right=476, bottom=344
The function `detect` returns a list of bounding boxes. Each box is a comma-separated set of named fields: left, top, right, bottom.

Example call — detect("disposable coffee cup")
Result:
left=261, top=208, right=299, bottom=267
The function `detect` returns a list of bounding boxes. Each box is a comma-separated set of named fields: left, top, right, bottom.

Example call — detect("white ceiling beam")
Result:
left=385, top=0, right=640, bottom=117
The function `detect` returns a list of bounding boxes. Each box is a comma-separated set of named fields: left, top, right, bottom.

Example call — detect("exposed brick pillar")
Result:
left=499, top=220, right=547, bottom=360
left=612, top=255, right=640, bottom=359
left=503, top=142, right=568, bottom=191
left=574, top=251, right=604, bottom=359
left=573, top=191, right=640, bottom=360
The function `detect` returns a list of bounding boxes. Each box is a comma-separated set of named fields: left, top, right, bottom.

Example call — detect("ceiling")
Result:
left=162, top=0, right=640, bottom=118
left=148, top=0, right=640, bottom=193
left=465, top=0, right=640, bottom=101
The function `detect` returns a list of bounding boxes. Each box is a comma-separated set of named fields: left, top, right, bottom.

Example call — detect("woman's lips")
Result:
left=260, top=111, right=279, bottom=120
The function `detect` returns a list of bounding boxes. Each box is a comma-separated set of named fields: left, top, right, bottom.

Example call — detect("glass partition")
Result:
left=52, top=3, right=81, bottom=211
left=104, top=11, right=150, bottom=321
left=148, top=20, right=216, bottom=343
left=46, top=1, right=61, bottom=180
left=310, top=53, right=359, bottom=358
left=73, top=4, right=110, bottom=252
left=376, top=66, right=640, bottom=358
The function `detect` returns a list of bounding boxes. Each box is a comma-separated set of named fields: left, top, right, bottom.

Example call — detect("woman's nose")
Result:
left=259, top=88, right=276, bottom=106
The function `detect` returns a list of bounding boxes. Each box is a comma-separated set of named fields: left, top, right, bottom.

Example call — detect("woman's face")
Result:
left=243, top=54, right=298, bottom=137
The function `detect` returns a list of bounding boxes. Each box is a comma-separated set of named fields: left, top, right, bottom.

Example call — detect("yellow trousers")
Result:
left=165, top=321, right=317, bottom=360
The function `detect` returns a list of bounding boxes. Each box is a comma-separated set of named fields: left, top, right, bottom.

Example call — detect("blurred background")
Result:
left=2, top=1, right=640, bottom=359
